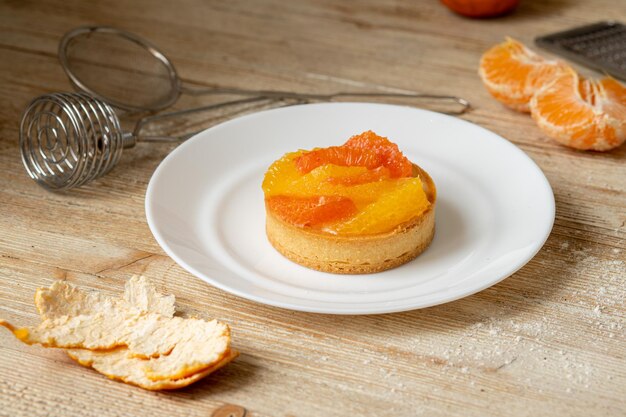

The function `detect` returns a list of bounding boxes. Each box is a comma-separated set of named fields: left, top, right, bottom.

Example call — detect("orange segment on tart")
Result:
left=294, top=146, right=384, bottom=173
left=266, top=195, right=357, bottom=228
left=262, top=131, right=431, bottom=234
left=331, top=178, right=430, bottom=235
left=294, top=130, right=414, bottom=177
left=343, top=130, right=414, bottom=177
left=326, top=166, right=391, bottom=186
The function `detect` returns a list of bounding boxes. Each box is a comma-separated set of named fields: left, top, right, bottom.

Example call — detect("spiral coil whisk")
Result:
left=19, top=92, right=272, bottom=191
left=20, top=93, right=134, bottom=191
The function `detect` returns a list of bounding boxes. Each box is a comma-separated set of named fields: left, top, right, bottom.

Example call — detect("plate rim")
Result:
left=145, top=102, right=555, bottom=315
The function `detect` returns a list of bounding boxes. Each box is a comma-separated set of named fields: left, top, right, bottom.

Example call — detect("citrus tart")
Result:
left=262, top=130, right=436, bottom=274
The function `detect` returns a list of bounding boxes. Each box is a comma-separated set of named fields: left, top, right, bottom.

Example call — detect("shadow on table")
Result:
left=169, top=353, right=260, bottom=398
left=351, top=230, right=575, bottom=328
left=503, top=0, right=575, bottom=21
left=272, top=219, right=582, bottom=341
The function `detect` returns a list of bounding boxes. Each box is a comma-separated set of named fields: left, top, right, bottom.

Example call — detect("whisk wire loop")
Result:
left=20, top=93, right=125, bottom=191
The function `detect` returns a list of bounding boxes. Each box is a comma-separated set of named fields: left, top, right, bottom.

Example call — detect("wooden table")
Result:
left=1, top=1, right=624, bottom=416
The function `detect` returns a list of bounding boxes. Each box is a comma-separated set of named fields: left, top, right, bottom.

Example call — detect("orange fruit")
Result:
left=327, top=166, right=391, bottom=186
left=601, top=77, right=626, bottom=104
left=330, top=178, right=430, bottom=235
left=343, top=130, right=413, bottom=177
left=530, top=68, right=626, bottom=151
left=295, top=146, right=383, bottom=174
left=441, top=0, right=519, bottom=18
left=262, top=151, right=306, bottom=196
left=266, top=195, right=357, bottom=228
left=294, top=131, right=413, bottom=177
left=263, top=154, right=395, bottom=204
left=479, top=38, right=568, bottom=112
left=343, top=130, right=399, bottom=150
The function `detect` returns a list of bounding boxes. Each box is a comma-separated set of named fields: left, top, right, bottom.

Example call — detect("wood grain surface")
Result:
left=0, top=1, right=624, bottom=416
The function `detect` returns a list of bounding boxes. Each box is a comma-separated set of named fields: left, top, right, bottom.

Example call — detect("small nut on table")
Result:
left=211, top=404, right=247, bottom=417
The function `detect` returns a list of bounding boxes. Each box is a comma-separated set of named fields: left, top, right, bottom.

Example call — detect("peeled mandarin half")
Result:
left=479, top=37, right=568, bottom=112
left=530, top=68, right=626, bottom=151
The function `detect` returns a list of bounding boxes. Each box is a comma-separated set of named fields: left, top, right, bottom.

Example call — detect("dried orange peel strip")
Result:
left=0, top=276, right=237, bottom=389
left=65, top=277, right=237, bottom=389
left=66, top=346, right=238, bottom=390
left=35, top=276, right=175, bottom=320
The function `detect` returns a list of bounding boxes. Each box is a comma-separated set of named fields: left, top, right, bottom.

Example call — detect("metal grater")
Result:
left=535, top=21, right=626, bottom=81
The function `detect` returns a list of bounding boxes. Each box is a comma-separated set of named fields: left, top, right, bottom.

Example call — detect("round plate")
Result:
left=145, top=103, right=554, bottom=314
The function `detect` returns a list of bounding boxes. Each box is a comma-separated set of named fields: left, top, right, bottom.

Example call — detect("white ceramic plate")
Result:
left=145, top=103, right=554, bottom=314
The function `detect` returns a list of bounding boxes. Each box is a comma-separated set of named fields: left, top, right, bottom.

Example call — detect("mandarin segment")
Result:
left=480, top=38, right=625, bottom=151
left=330, top=178, right=430, bottom=235
left=294, top=131, right=413, bottom=178
left=343, top=130, right=413, bottom=177
left=327, top=166, right=391, bottom=186
left=295, top=146, right=383, bottom=174
left=600, top=76, right=626, bottom=104
left=598, top=77, right=626, bottom=128
left=264, top=162, right=368, bottom=196
left=327, top=179, right=411, bottom=207
left=262, top=151, right=305, bottom=196
left=278, top=165, right=401, bottom=205
left=267, top=195, right=357, bottom=227
left=344, top=130, right=398, bottom=150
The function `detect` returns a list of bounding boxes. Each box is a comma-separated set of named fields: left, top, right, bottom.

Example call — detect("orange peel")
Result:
left=67, top=347, right=238, bottom=391
left=0, top=276, right=237, bottom=389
